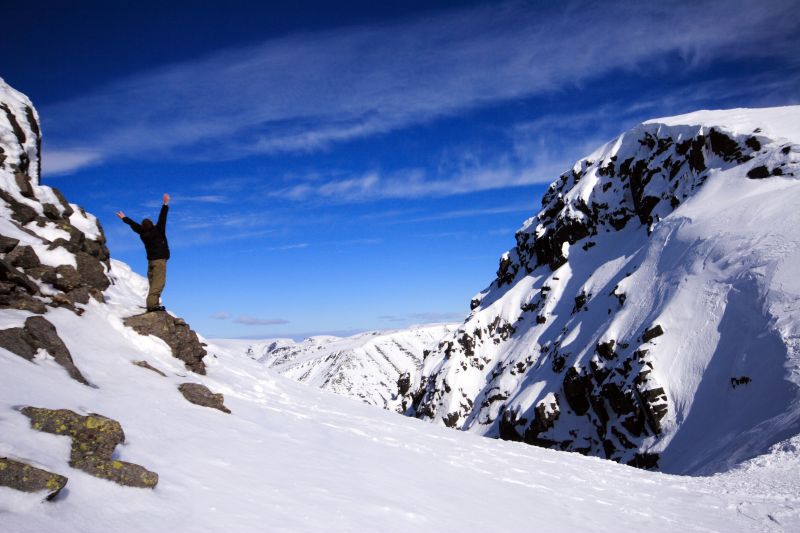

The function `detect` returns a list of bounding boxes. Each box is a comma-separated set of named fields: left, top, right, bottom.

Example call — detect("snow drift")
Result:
left=404, top=106, right=800, bottom=475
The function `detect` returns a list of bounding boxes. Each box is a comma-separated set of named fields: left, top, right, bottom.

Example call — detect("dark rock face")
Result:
left=396, top=371, right=412, bottom=397
left=0, top=457, right=68, bottom=500
left=0, top=235, right=19, bottom=253
left=406, top=121, right=773, bottom=471
left=747, top=166, right=771, bottom=179
left=20, top=407, right=158, bottom=488
left=642, top=324, right=664, bottom=343
left=486, top=125, right=763, bottom=291
left=6, top=244, right=40, bottom=269
left=0, top=316, right=89, bottom=385
left=123, top=312, right=207, bottom=374
left=178, top=383, right=231, bottom=413
left=1, top=92, right=112, bottom=315
left=0, top=327, right=36, bottom=359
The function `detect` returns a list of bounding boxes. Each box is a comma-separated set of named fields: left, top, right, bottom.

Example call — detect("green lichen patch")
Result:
left=20, top=406, right=158, bottom=489
left=0, top=457, right=68, bottom=500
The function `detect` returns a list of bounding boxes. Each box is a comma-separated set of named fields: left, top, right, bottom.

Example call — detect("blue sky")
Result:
left=2, top=0, right=799, bottom=339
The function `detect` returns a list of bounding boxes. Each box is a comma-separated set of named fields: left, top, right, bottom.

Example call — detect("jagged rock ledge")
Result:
left=124, top=311, right=207, bottom=374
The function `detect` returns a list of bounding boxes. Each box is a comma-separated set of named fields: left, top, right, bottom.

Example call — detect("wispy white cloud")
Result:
left=234, top=315, right=290, bottom=326
left=142, top=195, right=228, bottom=208
left=210, top=312, right=230, bottom=320
left=41, top=0, right=799, bottom=175
left=269, top=159, right=563, bottom=202
left=266, top=243, right=309, bottom=251
left=41, top=149, right=102, bottom=175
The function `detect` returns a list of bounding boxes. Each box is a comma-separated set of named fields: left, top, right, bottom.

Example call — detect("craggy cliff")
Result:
left=403, top=107, right=800, bottom=474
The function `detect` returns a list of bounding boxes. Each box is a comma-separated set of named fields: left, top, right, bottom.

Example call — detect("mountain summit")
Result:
left=403, top=106, right=800, bottom=475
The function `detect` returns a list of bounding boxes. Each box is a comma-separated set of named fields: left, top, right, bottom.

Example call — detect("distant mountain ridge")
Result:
left=211, top=323, right=455, bottom=407
left=402, top=106, right=800, bottom=475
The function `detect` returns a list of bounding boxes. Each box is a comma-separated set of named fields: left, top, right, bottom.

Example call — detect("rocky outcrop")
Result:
left=178, top=383, right=231, bottom=413
left=0, top=457, right=68, bottom=500
left=494, top=126, right=773, bottom=285
left=0, top=316, right=89, bottom=385
left=123, top=312, right=207, bottom=374
left=406, top=111, right=800, bottom=473
left=0, top=80, right=111, bottom=316
left=20, top=407, right=158, bottom=488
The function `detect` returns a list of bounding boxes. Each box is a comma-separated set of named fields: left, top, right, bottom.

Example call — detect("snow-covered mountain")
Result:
left=212, top=324, right=454, bottom=408
left=404, top=106, right=800, bottom=475
left=2, top=78, right=800, bottom=531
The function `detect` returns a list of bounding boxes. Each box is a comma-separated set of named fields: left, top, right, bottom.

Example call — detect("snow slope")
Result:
left=2, top=276, right=799, bottom=532
left=405, top=106, right=800, bottom=475
left=211, top=324, right=454, bottom=408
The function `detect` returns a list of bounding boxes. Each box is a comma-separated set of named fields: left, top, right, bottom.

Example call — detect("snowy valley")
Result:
left=1, top=77, right=800, bottom=532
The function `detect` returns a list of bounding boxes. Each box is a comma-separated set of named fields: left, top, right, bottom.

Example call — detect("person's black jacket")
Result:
left=123, top=204, right=170, bottom=260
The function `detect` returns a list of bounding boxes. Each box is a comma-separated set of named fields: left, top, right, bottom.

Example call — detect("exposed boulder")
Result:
left=0, top=457, right=68, bottom=500
left=0, top=317, right=89, bottom=384
left=5, top=244, right=40, bottom=269
left=0, top=257, right=38, bottom=294
left=0, top=235, right=20, bottom=253
left=24, top=316, right=90, bottom=385
left=178, top=383, right=231, bottom=413
left=0, top=326, right=36, bottom=359
left=20, top=407, right=158, bottom=488
left=642, top=324, right=664, bottom=343
left=123, top=312, right=207, bottom=374
left=74, top=251, right=110, bottom=291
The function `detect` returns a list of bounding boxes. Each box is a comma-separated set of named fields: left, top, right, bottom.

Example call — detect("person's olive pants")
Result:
left=146, top=259, right=167, bottom=309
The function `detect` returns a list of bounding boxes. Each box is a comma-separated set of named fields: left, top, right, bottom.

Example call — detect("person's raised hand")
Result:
left=116, top=211, right=125, bottom=219
left=163, top=193, right=170, bottom=205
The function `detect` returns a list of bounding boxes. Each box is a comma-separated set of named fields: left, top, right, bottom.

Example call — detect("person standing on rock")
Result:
left=116, top=194, right=170, bottom=312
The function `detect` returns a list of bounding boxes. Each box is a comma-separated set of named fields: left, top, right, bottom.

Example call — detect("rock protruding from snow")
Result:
left=178, top=383, right=231, bottom=414
left=132, top=360, right=167, bottom=377
left=0, top=457, right=68, bottom=500
left=20, top=407, right=158, bottom=488
left=0, top=78, right=111, bottom=316
left=0, top=316, right=89, bottom=385
left=407, top=106, right=800, bottom=475
left=124, top=312, right=207, bottom=374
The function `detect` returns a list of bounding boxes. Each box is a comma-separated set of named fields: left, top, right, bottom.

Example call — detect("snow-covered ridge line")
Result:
left=210, top=323, right=456, bottom=407
left=403, top=106, right=800, bottom=475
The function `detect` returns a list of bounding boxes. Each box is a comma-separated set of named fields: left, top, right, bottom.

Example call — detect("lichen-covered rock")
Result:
left=20, top=407, right=158, bottom=488
left=124, top=312, right=207, bottom=374
left=0, top=457, right=68, bottom=500
left=178, top=383, right=231, bottom=413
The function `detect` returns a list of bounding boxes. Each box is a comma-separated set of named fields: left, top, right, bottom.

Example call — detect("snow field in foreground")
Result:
left=0, top=261, right=798, bottom=532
